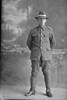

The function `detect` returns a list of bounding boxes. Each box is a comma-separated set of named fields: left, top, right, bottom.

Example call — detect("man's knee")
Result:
left=42, top=61, right=49, bottom=74
left=31, top=69, right=39, bottom=78
left=31, top=60, right=40, bottom=77
left=42, top=67, right=48, bottom=75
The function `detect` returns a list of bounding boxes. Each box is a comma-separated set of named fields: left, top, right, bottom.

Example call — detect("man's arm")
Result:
left=27, top=31, right=32, bottom=50
left=49, top=27, right=56, bottom=49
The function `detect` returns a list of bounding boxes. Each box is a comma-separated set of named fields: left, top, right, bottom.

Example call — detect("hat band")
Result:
left=38, top=15, right=47, bottom=17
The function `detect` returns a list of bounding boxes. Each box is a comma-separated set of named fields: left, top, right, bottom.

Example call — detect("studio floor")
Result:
left=0, top=85, right=67, bottom=100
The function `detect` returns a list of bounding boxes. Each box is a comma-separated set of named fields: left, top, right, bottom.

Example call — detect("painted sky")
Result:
left=2, top=0, right=67, bottom=49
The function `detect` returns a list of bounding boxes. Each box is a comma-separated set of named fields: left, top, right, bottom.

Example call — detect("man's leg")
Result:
left=42, top=60, right=52, bottom=97
left=25, top=60, right=39, bottom=96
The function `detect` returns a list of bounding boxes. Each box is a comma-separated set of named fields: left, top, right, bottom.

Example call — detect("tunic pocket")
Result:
left=32, top=34, right=38, bottom=42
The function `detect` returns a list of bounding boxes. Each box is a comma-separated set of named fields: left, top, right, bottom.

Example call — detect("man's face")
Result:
left=37, top=17, right=47, bottom=26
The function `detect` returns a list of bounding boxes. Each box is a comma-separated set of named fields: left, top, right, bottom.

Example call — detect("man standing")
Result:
left=25, top=11, right=55, bottom=97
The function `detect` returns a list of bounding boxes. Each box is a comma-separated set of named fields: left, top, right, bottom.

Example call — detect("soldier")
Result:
left=25, top=11, right=55, bottom=97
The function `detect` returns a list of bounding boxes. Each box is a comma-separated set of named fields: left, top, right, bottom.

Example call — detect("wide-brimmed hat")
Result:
left=35, top=11, right=48, bottom=19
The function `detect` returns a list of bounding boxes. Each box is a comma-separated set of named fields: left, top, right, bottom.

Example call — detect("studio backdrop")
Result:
left=1, top=0, right=67, bottom=88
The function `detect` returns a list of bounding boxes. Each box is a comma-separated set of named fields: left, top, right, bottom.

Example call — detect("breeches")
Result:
left=31, top=59, right=50, bottom=77
left=30, top=57, right=50, bottom=90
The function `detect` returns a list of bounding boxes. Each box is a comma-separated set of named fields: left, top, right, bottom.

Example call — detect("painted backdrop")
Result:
left=1, top=0, right=67, bottom=88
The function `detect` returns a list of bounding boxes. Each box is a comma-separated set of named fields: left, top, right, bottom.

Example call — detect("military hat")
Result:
left=35, top=11, right=48, bottom=19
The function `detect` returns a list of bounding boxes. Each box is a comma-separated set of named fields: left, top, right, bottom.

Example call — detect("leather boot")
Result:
left=46, top=89, right=53, bottom=97
left=25, top=88, right=35, bottom=96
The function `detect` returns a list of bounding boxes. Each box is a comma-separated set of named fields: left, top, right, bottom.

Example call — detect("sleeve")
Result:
left=27, top=31, right=32, bottom=50
left=49, top=27, right=56, bottom=49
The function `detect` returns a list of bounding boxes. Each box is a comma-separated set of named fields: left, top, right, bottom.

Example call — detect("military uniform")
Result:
left=25, top=11, right=55, bottom=97
left=27, top=24, right=55, bottom=90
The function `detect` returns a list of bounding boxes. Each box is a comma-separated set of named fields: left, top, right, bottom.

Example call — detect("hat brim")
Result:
left=35, top=16, right=48, bottom=19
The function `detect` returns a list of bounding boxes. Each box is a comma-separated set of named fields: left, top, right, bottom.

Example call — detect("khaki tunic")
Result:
left=27, top=25, right=55, bottom=61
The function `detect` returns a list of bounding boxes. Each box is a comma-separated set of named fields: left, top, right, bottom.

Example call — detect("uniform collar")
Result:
left=38, top=25, right=46, bottom=31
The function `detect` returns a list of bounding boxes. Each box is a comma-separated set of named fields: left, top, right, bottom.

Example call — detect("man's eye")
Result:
left=44, top=34, right=45, bottom=37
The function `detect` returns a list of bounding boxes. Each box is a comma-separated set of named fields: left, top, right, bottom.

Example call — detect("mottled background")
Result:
left=1, top=0, right=67, bottom=88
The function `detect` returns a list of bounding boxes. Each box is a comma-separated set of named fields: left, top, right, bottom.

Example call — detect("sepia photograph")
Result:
left=0, top=0, right=67, bottom=100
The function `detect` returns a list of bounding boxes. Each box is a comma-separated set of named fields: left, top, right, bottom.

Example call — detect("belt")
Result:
left=32, top=41, right=41, bottom=48
left=32, top=41, right=50, bottom=51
